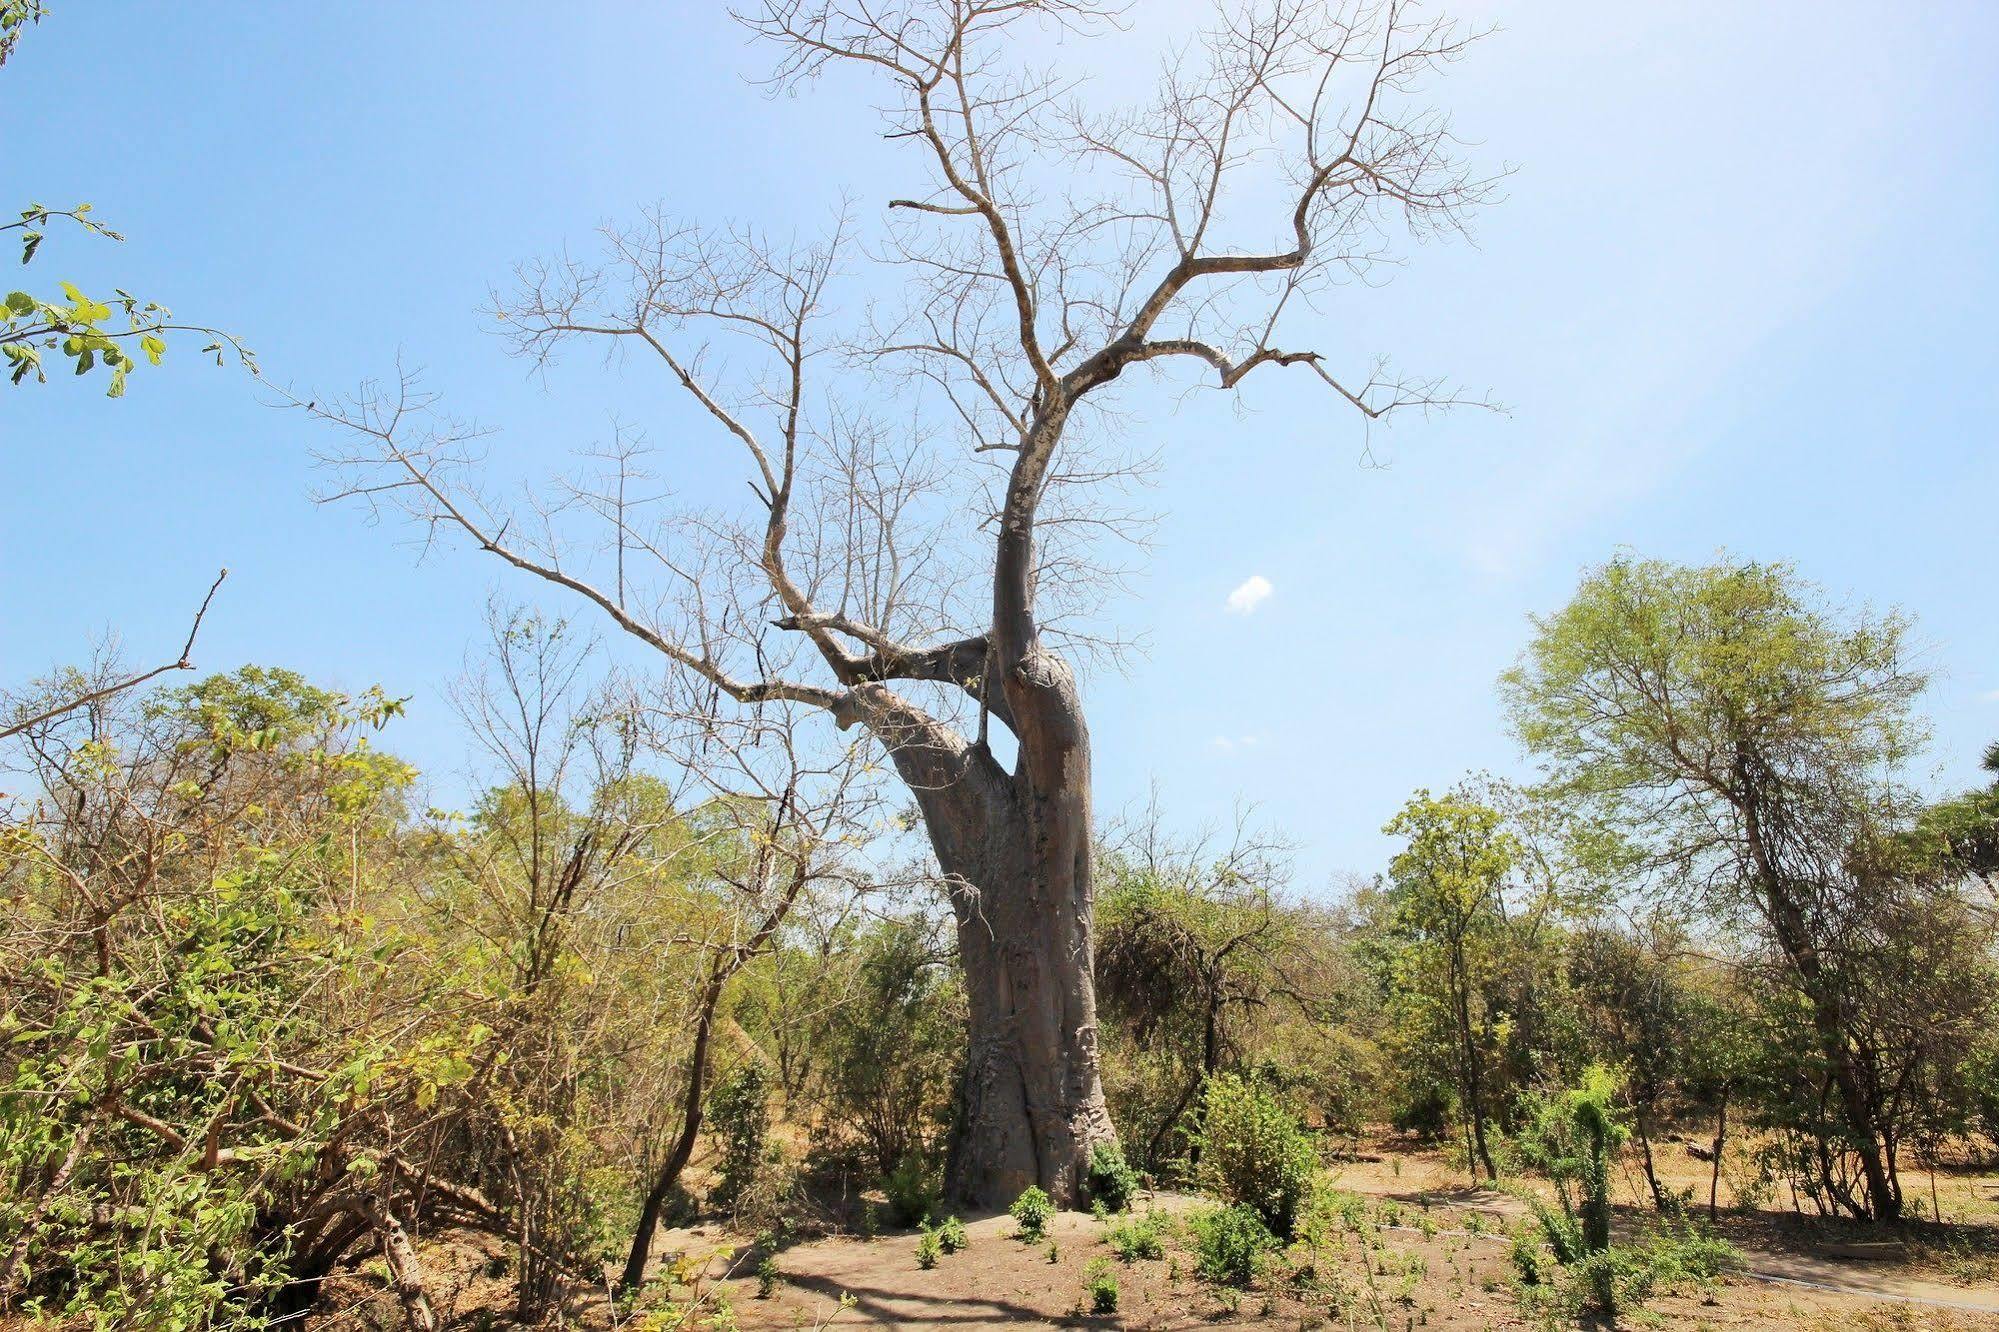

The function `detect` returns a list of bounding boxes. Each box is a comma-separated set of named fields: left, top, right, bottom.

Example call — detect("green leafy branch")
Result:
left=3, top=202, right=256, bottom=395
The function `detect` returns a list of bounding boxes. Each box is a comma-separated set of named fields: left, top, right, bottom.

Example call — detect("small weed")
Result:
left=1011, top=1185, right=1054, bottom=1242
left=1084, top=1257, right=1120, bottom=1313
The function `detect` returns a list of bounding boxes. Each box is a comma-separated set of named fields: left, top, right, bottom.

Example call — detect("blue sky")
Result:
left=4, top=2, right=1996, bottom=888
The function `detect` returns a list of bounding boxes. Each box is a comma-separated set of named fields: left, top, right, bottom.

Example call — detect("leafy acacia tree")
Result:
left=1502, top=556, right=1948, bottom=1221
left=307, top=0, right=1495, bottom=1203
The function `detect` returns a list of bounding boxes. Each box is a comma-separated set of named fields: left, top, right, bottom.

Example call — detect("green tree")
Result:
left=1381, top=790, right=1519, bottom=1181
left=1502, top=555, right=1949, bottom=1221
left=819, top=916, right=964, bottom=1180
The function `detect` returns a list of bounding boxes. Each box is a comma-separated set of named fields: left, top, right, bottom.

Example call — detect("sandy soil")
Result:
left=305, top=1132, right=1999, bottom=1330
left=715, top=1196, right=1999, bottom=1331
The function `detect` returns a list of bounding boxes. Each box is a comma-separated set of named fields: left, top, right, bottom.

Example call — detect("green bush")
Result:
left=1189, top=1203, right=1276, bottom=1287
left=819, top=919, right=965, bottom=1175
left=883, top=1151, right=942, bottom=1227
left=1085, top=1142, right=1141, bottom=1213
left=707, top=1061, right=776, bottom=1212
left=1084, top=1257, right=1120, bottom=1313
left=1010, top=1184, right=1054, bottom=1241
left=936, top=1214, right=969, bottom=1253
left=1645, top=1223, right=1736, bottom=1290
left=1191, top=1073, right=1318, bottom=1237
left=1512, top=1220, right=1738, bottom=1317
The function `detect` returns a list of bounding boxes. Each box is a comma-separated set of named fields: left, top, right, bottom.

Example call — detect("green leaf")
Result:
left=4, top=290, right=32, bottom=315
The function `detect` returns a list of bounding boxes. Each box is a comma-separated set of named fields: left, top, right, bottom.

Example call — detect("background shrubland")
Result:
left=5, top=554, right=1996, bottom=1330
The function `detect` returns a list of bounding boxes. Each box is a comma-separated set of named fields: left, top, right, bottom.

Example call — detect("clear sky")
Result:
left=5, top=2, right=1996, bottom=889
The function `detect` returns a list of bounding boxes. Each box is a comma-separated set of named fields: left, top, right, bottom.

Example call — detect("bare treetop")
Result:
left=307, top=0, right=1494, bottom=765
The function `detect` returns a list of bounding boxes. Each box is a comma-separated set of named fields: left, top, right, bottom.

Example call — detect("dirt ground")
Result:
left=312, top=1133, right=1999, bottom=1331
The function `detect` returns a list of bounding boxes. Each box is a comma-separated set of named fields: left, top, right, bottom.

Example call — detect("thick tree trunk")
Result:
left=878, top=623, right=1115, bottom=1205
left=933, top=751, right=1115, bottom=1207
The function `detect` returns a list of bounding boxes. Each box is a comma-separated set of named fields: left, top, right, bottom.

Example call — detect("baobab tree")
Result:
left=306, top=0, right=1495, bottom=1205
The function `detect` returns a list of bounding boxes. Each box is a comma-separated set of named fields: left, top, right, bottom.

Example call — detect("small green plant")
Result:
left=915, top=1224, right=943, bottom=1270
left=936, top=1214, right=969, bottom=1253
left=1518, top=1063, right=1624, bottom=1265
left=1510, top=1069, right=1740, bottom=1317
left=1190, top=1203, right=1276, bottom=1288
left=1104, top=1209, right=1169, bottom=1262
left=1046, top=1238, right=1061, bottom=1263
left=1084, top=1257, right=1120, bottom=1313
left=1085, top=1142, right=1141, bottom=1213
left=708, top=1291, right=742, bottom=1332
left=755, top=1255, right=779, bottom=1298
left=1011, top=1184, right=1054, bottom=1241
left=1508, top=1224, right=1545, bottom=1287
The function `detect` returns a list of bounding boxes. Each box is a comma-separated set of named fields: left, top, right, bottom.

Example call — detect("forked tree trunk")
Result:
left=843, top=390, right=1120, bottom=1208
left=883, top=625, right=1117, bottom=1206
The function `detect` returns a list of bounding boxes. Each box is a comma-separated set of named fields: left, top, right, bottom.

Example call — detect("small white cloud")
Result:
left=1225, top=574, right=1273, bottom=615
left=1210, top=733, right=1263, bottom=752
left=1981, top=688, right=1999, bottom=703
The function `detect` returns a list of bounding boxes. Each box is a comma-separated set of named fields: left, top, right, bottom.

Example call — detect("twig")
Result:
left=0, top=568, right=227, bottom=740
